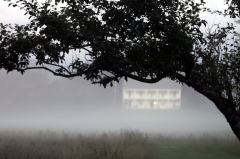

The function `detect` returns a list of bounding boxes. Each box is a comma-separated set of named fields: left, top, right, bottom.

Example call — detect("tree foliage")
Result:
left=1, top=0, right=240, bottom=140
left=0, top=0, right=207, bottom=85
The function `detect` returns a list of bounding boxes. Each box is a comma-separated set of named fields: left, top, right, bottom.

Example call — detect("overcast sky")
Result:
left=0, top=0, right=234, bottom=25
left=0, top=0, right=236, bottom=66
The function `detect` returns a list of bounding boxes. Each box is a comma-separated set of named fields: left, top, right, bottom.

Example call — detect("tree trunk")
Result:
left=215, top=101, right=240, bottom=141
left=225, top=112, right=240, bottom=140
left=193, top=89, right=240, bottom=141
left=176, top=74, right=240, bottom=141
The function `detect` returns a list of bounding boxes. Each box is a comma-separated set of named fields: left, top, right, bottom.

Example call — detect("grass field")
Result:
left=0, top=130, right=239, bottom=159
left=151, top=134, right=240, bottom=159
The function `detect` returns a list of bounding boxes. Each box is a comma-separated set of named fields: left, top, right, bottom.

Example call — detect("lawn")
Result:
left=0, top=130, right=239, bottom=159
left=151, top=134, right=240, bottom=159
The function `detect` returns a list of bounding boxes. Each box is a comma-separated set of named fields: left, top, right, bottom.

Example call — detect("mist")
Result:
left=0, top=69, right=234, bottom=137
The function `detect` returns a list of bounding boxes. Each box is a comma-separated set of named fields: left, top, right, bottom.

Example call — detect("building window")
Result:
left=123, top=89, right=181, bottom=109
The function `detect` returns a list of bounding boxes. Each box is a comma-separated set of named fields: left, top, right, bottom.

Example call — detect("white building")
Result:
left=123, top=78, right=182, bottom=110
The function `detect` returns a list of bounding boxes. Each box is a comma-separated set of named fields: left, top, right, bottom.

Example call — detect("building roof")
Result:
left=123, top=78, right=182, bottom=89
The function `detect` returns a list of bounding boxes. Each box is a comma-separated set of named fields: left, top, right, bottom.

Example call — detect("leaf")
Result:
left=124, top=76, right=128, bottom=81
left=187, top=9, right=192, bottom=13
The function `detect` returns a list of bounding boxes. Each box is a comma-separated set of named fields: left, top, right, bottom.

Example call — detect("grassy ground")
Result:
left=151, top=134, right=240, bottom=159
left=0, top=130, right=239, bottom=159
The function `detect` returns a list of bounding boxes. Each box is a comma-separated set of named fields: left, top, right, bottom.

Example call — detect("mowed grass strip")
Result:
left=151, top=134, right=240, bottom=159
left=0, top=130, right=239, bottom=159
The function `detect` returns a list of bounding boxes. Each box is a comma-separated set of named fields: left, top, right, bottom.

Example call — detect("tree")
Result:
left=1, top=0, right=240, bottom=140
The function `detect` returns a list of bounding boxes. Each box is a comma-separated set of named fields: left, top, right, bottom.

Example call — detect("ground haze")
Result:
left=0, top=70, right=234, bottom=138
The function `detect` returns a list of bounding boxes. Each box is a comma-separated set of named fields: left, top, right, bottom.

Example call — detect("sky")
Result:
left=0, top=0, right=238, bottom=137
left=0, top=0, right=235, bottom=26
left=0, top=0, right=236, bottom=64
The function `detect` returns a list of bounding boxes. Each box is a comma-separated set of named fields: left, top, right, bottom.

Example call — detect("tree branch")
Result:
left=112, top=68, right=166, bottom=83
left=175, top=72, right=226, bottom=106
left=43, top=62, right=71, bottom=74
left=20, top=67, right=82, bottom=78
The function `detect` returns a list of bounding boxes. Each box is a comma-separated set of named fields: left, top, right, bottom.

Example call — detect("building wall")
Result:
left=122, top=78, right=182, bottom=110
left=123, top=89, right=181, bottom=109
